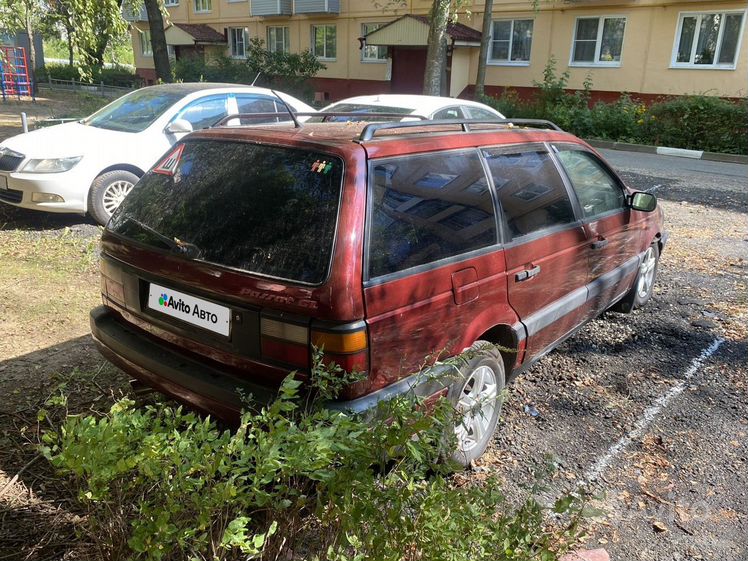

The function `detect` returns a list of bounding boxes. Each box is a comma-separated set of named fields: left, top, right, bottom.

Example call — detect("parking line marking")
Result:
left=584, top=337, right=724, bottom=483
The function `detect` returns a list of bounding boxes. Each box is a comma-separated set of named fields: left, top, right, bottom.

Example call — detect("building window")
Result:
left=571, top=16, right=626, bottom=66
left=167, top=44, right=176, bottom=62
left=312, top=25, right=336, bottom=60
left=488, top=19, right=533, bottom=64
left=267, top=26, right=289, bottom=53
left=139, top=30, right=152, bottom=56
left=193, top=0, right=211, bottom=13
left=362, top=23, right=387, bottom=62
left=672, top=11, right=745, bottom=69
left=164, top=0, right=179, bottom=6
left=229, top=27, right=247, bottom=58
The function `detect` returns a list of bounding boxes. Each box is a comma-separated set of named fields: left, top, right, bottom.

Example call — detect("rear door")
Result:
left=552, top=145, right=639, bottom=316
left=363, top=149, right=509, bottom=390
left=482, top=145, right=589, bottom=361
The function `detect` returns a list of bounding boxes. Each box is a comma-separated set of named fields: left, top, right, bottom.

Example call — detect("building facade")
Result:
left=128, top=0, right=747, bottom=101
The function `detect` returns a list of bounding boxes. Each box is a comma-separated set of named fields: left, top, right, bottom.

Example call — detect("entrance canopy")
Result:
left=364, top=14, right=481, bottom=48
left=165, top=23, right=226, bottom=46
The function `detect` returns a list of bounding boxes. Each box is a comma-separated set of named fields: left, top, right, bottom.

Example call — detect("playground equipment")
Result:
left=0, top=46, right=34, bottom=101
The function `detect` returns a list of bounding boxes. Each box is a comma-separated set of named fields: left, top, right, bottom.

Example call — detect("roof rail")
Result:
left=358, top=118, right=563, bottom=141
left=213, top=111, right=429, bottom=128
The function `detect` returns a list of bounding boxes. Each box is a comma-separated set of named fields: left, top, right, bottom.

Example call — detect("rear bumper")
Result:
left=91, top=306, right=455, bottom=421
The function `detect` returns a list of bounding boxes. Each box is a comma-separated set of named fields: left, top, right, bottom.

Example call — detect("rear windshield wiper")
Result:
left=122, top=217, right=202, bottom=258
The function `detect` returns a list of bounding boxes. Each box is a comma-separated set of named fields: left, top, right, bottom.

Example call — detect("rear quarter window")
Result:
left=108, top=140, right=343, bottom=284
left=367, top=150, right=497, bottom=278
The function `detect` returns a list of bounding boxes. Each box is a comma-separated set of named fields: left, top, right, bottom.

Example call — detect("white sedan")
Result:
left=0, top=83, right=315, bottom=224
left=318, top=94, right=505, bottom=121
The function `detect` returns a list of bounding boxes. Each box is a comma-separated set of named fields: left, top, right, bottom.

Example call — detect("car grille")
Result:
left=0, top=188, right=23, bottom=203
left=0, top=150, right=24, bottom=172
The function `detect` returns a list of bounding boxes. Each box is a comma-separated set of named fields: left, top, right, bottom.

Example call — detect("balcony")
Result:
left=294, top=0, right=339, bottom=15
left=250, top=0, right=292, bottom=17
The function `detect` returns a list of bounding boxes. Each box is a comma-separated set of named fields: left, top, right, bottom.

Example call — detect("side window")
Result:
left=175, top=95, right=229, bottom=130
left=235, top=94, right=287, bottom=123
left=556, top=149, right=625, bottom=218
left=368, top=151, right=497, bottom=278
left=432, top=106, right=465, bottom=120
left=483, top=148, right=575, bottom=240
left=465, top=106, right=499, bottom=120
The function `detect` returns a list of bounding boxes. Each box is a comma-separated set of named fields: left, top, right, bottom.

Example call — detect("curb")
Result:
left=584, top=139, right=748, bottom=165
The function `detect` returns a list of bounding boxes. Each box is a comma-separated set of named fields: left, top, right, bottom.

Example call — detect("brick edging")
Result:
left=584, top=139, right=748, bottom=165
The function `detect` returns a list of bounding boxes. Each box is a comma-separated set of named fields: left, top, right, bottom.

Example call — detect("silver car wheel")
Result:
left=102, top=180, right=135, bottom=216
left=454, top=364, right=498, bottom=453
left=637, top=246, right=657, bottom=299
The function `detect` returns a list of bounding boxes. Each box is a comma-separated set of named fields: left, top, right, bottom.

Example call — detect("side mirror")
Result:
left=630, top=191, right=657, bottom=212
left=165, top=119, right=193, bottom=135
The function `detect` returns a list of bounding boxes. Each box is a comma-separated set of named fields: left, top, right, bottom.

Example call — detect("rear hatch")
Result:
left=99, top=136, right=367, bottom=386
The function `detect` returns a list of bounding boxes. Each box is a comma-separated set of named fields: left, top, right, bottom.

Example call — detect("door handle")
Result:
left=515, top=265, right=541, bottom=282
left=591, top=238, right=609, bottom=250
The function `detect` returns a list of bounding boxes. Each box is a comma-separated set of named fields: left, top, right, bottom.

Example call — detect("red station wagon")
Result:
left=91, top=117, right=667, bottom=465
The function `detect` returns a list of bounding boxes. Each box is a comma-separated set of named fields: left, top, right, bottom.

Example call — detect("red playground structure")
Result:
left=0, top=46, right=34, bottom=101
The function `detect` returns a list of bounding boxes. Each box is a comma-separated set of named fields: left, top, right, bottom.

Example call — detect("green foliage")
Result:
left=173, top=40, right=325, bottom=103
left=479, top=60, right=747, bottom=154
left=43, top=356, right=584, bottom=561
left=39, top=63, right=141, bottom=88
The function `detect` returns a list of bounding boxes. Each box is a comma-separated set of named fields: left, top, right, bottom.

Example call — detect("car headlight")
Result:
left=21, top=156, right=82, bottom=173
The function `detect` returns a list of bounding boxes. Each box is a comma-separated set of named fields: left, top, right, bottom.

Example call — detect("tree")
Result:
left=142, top=0, right=171, bottom=82
left=474, top=0, right=493, bottom=98
left=46, top=0, right=76, bottom=65
left=71, top=0, right=128, bottom=70
left=422, top=0, right=450, bottom=96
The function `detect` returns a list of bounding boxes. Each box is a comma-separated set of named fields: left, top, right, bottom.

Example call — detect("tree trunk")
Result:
left=24, top=9, right=37, bottom=96
left=422, top=0, right=449, bottom=96
left=474, top=0, right=494, bottom=99
left=144, top=0, right=172, bottom=83
left=66, top=29, right=75, bottom=66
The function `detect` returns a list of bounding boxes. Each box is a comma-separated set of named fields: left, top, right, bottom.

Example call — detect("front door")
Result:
left=483, top=145, right=589, bottom=361
left=390, top=47, right=427, bottom=94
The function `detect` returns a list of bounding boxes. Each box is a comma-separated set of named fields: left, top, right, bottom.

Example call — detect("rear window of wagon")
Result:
left=108, top=140, right=344, bottom=284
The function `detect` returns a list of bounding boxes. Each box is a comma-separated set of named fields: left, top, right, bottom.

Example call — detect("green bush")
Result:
left=43, top=352, right=585, bottom=561
left=479, top=59, right=747, bottom=154
left=39, top=63, right=142, bottom=88
left=646, top=95, right=748, bottom=154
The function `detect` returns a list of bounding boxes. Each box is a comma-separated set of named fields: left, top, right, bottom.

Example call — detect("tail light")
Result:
left=100, top=259, right=125, bottom=306
left=260, top=316, right=369, bottom=376
left=260, top=317, right=309, bottom=368
left=311, top=321, right=369, bottom=375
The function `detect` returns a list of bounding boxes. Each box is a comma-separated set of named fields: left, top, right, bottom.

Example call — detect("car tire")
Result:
left=446, top=341, right=505, bottom=468
left=88, top=170, right=139, bottom=225
left=610, top=242, right=660, bottom=313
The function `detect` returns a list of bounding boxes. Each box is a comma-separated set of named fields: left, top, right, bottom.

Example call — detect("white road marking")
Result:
left=584, top=337, right=724, bottom=483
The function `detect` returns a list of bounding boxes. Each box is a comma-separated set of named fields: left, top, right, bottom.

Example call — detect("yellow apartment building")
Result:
left=128, top=0, right=748, bottom=102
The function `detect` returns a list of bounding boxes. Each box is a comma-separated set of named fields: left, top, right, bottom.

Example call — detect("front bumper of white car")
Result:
left=0, top=166, right=91, bottom=214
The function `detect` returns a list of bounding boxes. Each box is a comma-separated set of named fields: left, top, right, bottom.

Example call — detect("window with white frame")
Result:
left=167, top=44, right=176, bottom=62
left=571, top=16, right=626, bottom=65
left=164, top=0, right=179, bottom=6
left=672, top=11, right=745, bottom=68
left=229, top=27, right=247, bottom=58
left=362, top=23, right=387, bottom=62
left=193, top=0, right=211, bottom=13
left=267, top=26, right=289, bottom=53
left=489, top=19, right=533, bottom=64
left=312, top=25, right=336, bottom=60
left=139, top=30, right=152, bottom=56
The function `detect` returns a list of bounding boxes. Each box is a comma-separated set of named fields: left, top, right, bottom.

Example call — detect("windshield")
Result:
left=83, top=89, right=186, bottom=133
left=309, top=103, right=413, bottom=123
left=108, top=140, right=343, bottom=284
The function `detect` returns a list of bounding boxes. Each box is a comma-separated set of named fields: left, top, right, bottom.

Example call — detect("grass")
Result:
left=43, top=37, right=135, bottom=67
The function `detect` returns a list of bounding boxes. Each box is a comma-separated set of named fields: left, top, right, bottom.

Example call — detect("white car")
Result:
left=318, top=94, right=505, bottom=121
left=0, top=83, right=316, bottom=224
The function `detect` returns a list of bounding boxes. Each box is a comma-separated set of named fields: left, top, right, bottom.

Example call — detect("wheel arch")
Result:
left=86, top=165, right=144, bottom=218
left=473, top=323, right=521, bottom=379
